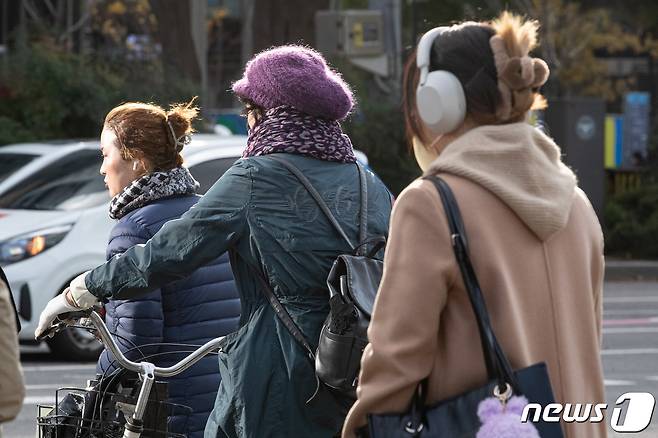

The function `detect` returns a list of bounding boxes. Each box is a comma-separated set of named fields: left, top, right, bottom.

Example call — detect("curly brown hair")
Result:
left=104, top=98, right=199, bottom=171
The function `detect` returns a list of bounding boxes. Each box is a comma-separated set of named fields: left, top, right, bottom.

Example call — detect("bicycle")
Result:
left=36, top=308, right=225, bottom=438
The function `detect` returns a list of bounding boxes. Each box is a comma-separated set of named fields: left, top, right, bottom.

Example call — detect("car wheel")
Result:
left=46, top=326, right=103, bottom=361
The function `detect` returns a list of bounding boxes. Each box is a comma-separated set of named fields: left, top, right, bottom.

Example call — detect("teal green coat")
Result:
left=85, top=154, right=393, bottom=437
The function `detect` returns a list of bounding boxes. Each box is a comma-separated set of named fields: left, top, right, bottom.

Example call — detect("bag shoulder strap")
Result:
left=424, top=175, right=518, bottom=391
left=252, top=265, right=316, bottom=360
left=356, top=162, right=368, bottom=255
left=253, top=155, right=370, bottom=364
left=268, top=154, right=368, bottom=254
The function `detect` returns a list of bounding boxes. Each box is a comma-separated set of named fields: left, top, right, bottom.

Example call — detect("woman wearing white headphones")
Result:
left=343, top=12, right=606, bottom=438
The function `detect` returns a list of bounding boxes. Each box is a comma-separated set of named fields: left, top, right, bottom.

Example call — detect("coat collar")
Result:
left=424, top=123, right=578, bottom=241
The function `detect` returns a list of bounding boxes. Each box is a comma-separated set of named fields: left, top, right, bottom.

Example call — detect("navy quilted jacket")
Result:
left=97, top=194, right=240, bottom=438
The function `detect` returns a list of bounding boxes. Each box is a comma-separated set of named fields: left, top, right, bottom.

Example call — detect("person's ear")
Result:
left=133, top=157, right=151, bottom=173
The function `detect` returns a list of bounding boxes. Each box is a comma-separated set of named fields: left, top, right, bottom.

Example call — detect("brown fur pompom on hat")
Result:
left=489, top=12, right=549, bottom=122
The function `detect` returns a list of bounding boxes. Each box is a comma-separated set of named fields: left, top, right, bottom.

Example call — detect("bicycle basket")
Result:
left=37, top=372, right=192, bottom=438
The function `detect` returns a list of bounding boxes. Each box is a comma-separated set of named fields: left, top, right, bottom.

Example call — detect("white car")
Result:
left=0, top=134, right=250, bottom=359
left=0, top=136, right=371, bottom=360
left=0, top=141, right=81, bottom=191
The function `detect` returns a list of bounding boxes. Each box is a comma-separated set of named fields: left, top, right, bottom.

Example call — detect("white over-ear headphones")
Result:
left=416, top=27, right=467, bottom=135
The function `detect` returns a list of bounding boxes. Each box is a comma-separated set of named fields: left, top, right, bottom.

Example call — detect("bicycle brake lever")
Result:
left=35, top=309, right=95, bottom=341
left=35, top=320, right=69, bottom=341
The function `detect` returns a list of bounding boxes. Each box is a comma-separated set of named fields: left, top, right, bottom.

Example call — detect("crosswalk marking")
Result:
left=22, top=364, right=96, bottom=372
left=602, top=348, right=658, bottom=355
left=605, top=296, right=658, bottom=303
left=603, top=327, right=658, bottom=334
left=605, top=379, right=636, bottom=386
left=603, top=317, right=658, bottom=326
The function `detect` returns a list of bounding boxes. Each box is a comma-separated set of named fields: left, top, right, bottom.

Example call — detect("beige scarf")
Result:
left=425, top=123, right=577, bottom=241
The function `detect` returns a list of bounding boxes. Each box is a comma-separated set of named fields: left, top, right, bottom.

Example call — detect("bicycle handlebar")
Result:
left=44, top=309, right=225, bottom=378
left=35, top=309, right=95, bottom=342
left=37, top=308, right=226, bottom=437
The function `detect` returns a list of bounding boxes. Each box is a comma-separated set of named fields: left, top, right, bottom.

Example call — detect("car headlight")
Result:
left=0, top=224, right=74, bottom=265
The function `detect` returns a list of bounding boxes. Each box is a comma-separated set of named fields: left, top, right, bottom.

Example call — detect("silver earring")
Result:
left=133, top=161, right=139, bottom=171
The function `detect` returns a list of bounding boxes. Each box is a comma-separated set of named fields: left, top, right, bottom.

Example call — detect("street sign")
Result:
left=315, top=10, right=384, bottom=57
left=622, top=92, right=651, bottom=167
left=576, top=115, right=596, bottom=141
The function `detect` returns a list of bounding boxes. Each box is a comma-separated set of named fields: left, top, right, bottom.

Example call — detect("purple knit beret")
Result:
left=232, top=45, right=354, bottom=121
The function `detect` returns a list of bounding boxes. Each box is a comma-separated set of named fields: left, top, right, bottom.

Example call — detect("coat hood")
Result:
left=425, top=122, right=577, bottom=241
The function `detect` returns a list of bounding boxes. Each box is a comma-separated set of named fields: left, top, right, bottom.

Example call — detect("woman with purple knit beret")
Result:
left=36, top=45, right=393, bottom=437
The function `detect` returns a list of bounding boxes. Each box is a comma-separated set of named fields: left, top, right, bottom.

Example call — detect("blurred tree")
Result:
left=87, top=0, right=200, bottom=103
left=0, top=41, right=199, bottom=145
left=149, top=0, right=201, bottom=83
left=207, top=7, right=242, bottom=108
left=16, top=0, right=90, bottom=52
left=0, top=45, right=121, bottom=144
left=88, top=0, right=159, bottom=61
left=251, top=0, right=329, bottom=53
left=583, top=0, right=658, bottom=40
left=401, top=0, right=492, bottom=47
left=333, top=58, right=420, bottom=195
left=604, top=180, right=658, bottom=258
left=0, top=0, right=202, bottom=145
left=479, top=0, right=654, bottom=100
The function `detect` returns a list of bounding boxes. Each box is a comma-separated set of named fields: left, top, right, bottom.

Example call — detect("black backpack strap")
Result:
left=356, top=162, right=368, bottom=256
left=253, top=266, right=316, bottom=361
left=424, top=175, right=519, bottom=393
left=242, top=256, right=322, bottom=403
left=257, top=155, right=369, bottom=350
left=0, top=267, right=21, bottom=333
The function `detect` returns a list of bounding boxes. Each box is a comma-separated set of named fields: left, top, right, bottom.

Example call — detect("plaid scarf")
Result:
left=109, top=167, right=199, bottom=220
left=243, top=106, right=357, bottom=163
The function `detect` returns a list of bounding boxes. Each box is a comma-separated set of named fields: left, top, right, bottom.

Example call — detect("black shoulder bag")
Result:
left=253, top=154, right=386, bottom=401
left=367, top=176, right=563, bottom=438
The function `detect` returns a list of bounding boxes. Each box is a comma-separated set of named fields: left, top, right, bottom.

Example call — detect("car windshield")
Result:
left=0, top=153, right=38, bottom=184
left=0, top=149, right=109, bottom=211
left=189, top=157, right=239, bottom=194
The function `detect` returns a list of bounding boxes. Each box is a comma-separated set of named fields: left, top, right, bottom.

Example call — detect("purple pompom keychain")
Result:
left=476, top=384, right=540, bottom=438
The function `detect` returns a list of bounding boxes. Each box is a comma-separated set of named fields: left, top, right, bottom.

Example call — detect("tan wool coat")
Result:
left=0, top=277, right=25, bottom=425
left=343, top=123, right=607, bottom=438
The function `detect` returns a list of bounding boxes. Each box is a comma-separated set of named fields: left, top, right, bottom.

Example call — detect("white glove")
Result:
left=68, top=272, right=100, bottom=308
left=34, top=290, right=79, bottom=340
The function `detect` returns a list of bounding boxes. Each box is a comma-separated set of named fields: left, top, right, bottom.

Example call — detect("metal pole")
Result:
left=132, top=363, right=156, bottom=422
left=78, top=0, right=88, bottom=55
left=17, top=0, right=27, bottom=52
left=391, top=0, right=402, bottom=96
left=122, top=363, right=155, bottom=438
left=1, top=0, right=7, bottom=48
left=241, top=0, right=255, bottom=66
left=411, top=0, right=417, bottom=46
left=1, top=0, right=7, bottom=66
left=369, top=0, right=402, bottom=97
left=191, top=0, right=208, bottom=108
left=66, top=0, right=73, bottom=51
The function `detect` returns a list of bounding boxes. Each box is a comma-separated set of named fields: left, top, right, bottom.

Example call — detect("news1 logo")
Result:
left=521, top=392, right=656, bottom=432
